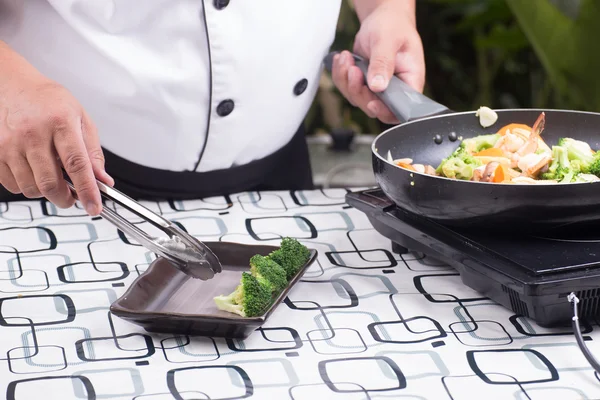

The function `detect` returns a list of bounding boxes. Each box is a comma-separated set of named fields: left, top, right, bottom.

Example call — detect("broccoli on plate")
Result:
left=214, top=237, right=311, bottom=317
left=249, top=254, right=287, bottom=293
left=213, top=272, right=272, bottom=318
left=268, top=237, right=311, bottom=281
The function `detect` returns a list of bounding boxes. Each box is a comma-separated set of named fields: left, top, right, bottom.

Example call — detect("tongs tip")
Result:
left=154, top=235, right=222, bottom=280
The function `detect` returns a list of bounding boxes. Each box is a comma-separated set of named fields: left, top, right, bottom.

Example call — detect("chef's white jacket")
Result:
left=0, top=0, right=342, bottom=173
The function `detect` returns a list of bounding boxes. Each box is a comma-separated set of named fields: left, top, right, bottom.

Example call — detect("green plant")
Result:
left=505, top=0, right=600, bottom=111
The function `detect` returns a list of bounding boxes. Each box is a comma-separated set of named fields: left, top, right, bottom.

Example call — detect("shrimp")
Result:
left=471, top=165, right=487, bottom=182
left=516, top=112, right=545, bottom=157
left=494, top=112, right=546, bottom=169
left=494, top=133, right=526, bottom=154
left=480, top=162, right=500, bottom=182
left=471, top=162, right=517, bottom=183
left=412, top=164, right=437, bottom=175
left=517, top=152, right=552, bottom=177
left=509, top=112, right=546, bottom=168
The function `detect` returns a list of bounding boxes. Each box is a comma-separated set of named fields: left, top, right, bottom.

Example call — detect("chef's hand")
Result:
left=0, top=41, right=113, bottom=216
left=331, top=0, right=425, bottom=125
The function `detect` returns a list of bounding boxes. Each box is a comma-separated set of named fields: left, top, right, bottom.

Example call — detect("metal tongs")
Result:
left=64, top=175, right=222, bottom=280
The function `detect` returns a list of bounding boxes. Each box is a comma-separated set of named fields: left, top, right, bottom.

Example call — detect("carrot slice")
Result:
left=474, top=148, right=506, bottom=157
left=492, top=164, right=507, bottom=183
left=496, top=123, right=531, bottom=136
left=396, top=162, right=415, bottom=171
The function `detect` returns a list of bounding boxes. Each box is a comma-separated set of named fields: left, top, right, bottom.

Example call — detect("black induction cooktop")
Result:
left=346, top=188, right=600, bottom=327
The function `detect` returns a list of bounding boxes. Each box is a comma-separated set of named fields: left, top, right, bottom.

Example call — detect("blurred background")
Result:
left=307, top=0, right=599, bottom=188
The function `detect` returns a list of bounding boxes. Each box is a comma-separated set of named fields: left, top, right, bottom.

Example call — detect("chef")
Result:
left=0, top=0, right=425, bottom=216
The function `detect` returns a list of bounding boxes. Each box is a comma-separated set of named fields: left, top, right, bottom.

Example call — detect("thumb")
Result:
left=366, top=37, right=398, bottom=93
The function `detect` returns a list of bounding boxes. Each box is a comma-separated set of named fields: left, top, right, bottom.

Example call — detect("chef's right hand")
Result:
left=0, top=42, right=113, bottom=216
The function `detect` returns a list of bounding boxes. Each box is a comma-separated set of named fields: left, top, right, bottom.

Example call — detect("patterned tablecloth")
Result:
left=1, top=188, right=599, bottom=400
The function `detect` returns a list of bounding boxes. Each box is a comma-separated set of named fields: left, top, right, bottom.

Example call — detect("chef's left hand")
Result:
left=331, top=1, right=425, bottom=125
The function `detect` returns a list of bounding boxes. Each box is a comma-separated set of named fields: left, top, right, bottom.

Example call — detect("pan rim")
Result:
left=372, top=108, right=600, bottom=187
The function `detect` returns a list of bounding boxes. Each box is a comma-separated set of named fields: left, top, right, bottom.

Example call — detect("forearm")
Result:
left=352, top=0, right=416, bottom=24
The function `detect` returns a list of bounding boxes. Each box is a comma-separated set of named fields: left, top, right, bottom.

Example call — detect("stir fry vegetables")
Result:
left=387, top=112, right=600, bottom=184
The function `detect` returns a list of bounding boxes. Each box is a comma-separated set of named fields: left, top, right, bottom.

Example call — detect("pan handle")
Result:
left=323, top=51, right=450, bottom=123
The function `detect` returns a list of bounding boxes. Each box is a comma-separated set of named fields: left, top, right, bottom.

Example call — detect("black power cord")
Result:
left=568, top=292, right=600, bottom=374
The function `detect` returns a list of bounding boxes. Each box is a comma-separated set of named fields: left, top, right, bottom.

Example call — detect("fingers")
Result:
left=347, top=64, right=399, bottom=124
left=331, top=50, right=399, bottom=124
left=331, top=52, right=353, bottom=102
left=393, top=37, right=426, bottom=93
left=26, top=144, right=75, bottom=208
left=81, top=111, right=114, bottom=187
left=0, top=112, right=104, bottom=214
left=0, top=162, right=19, bottom=194
left=354, top=26, right=426, bottom=94
left=52, top=116, right=102, bottom=216
left=332, top=51, right=375, bottom=117
left=365, top=35, right=399, bottom=93
left=9, top=155, right=41, bottom=198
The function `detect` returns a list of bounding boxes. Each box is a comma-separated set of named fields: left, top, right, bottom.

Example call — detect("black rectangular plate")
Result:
left=110, top=241, right=317, bottom=339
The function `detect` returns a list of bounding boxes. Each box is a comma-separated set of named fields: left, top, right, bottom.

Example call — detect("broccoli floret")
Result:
left=589, top=156, right=600, bottom=177
left=573, top=173, right=600, bottom=183
left=556, top=165, right=579, bottom=182
left=249, top=254, right=287, bottom=293
left=459, top=133, right=501, bottom=154
left=558, top=138, right=594, bottom=158
left=539, top=172, right=553, bottom=180
left=435, top=135, right=497, bottom=180
left=269, top=237, right=311, bottom=281
left=213, top=237, right=310, bottom=317
left=540, top=145, right=568, bottom=180
left=557, top=138, right=596, bottom=172
left=540, top=145, right=583, bottom=182
left=540, top=143, right=600, bottom=182
left=214, top=271, right=272, bottom=317
left=436, top=153, right=482, bottom=180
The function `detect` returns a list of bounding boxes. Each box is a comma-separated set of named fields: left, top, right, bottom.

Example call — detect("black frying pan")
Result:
left=324, top=51, right=600, bottom=233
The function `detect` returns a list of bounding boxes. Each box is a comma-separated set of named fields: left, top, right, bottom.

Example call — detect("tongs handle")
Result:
left=62, top=177, right=173, bottom=253
left=94, top=200, right=175, bottom=258
left=62, top=172, right=221, bottom=280
left=61, top=170, right=174, bottom=235
left=96, top=179, right=172, bottom=230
